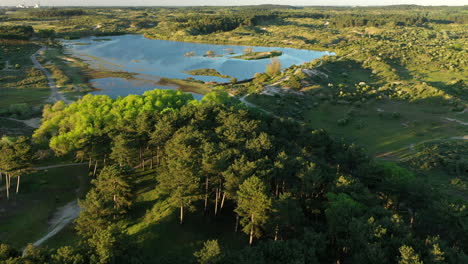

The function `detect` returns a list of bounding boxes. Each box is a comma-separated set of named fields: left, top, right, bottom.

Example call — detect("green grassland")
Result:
left=0, top=41, right=50, bottom=121
left=123, top=169, right=245, bottom=262
left=0, top=118, right=34, bottom=136
left=247, top=94, right=466, bottom=156
left=0, top=165, right=89, bottom=249
left=158, top=77, right=213, bottom=95
left=4, top=167, right=245, bottom=261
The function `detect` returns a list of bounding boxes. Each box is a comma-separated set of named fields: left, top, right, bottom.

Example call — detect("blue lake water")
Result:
left=63, top=34, right=333, bottom=98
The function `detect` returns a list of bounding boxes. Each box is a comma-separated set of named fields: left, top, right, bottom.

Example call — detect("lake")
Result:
left=62, top=34, right=333, bottom=98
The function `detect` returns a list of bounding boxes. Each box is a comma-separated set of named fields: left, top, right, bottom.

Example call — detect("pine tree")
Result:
left=235, top=176, right=272, bottom=245
left=157, top=126, right=203, bottom=224
left=194, top=240, right=222, bottom=264
left=76, top=166, right=132, bottom=238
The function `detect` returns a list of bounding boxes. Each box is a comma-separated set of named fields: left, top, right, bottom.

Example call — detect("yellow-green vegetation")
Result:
left=158, top=77, right=213, bottom=95
left=233, top=50, right=283, bottom=60
left=185, top=68, right=231, bottom=79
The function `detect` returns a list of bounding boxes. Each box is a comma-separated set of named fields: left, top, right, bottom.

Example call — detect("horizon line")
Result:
left=1, top=4, right=467, bottom=7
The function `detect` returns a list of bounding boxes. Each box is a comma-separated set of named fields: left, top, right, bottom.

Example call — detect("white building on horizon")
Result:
left=15, top=1, right=41, bottom=8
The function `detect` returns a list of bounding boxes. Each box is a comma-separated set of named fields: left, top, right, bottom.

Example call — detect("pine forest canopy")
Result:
left=12, top=88, right=464, bottom=263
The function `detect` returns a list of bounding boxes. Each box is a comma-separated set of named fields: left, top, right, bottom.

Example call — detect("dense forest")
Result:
left=1, top=90, right=467, bottom=263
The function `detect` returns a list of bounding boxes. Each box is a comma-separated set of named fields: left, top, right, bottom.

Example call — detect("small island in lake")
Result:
left=184, top=68, right=231, bottom=78
left=233, top=50, right=283, bottom=60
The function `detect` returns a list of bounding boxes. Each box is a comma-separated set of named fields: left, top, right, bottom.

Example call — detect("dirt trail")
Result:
left=239, top=95, right=282, bottom=118
left=443, top=117, right=468, bottom=126
left=2, top=117, right=41, bottom=129
left=17, top=163, right=86, bottom=254
left=34, top=162, right=86, bottom=171
left=31, top=46, right=72, bottom=104
left=457, top=108, right=468, bottom=114
left=1, top=60, right=15, bottom=71
left=451, top=135, right=468, bottom=140
left=239, top=94, right=259, bottom=109
left=376, top=136, right=468, bottom=160
left=5, top=46, right=71, bottom=137
left=31, top=200, right=80, bottom=247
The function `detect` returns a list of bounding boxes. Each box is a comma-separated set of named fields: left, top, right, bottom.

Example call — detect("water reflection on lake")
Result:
left=90, top=76, right=204, bottom=100
left=63, top=34, right=333, bottom=98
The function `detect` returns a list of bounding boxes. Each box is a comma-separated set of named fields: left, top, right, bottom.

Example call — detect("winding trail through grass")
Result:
left=31, top=46, right=71, bottom=104
left=34, top=162, right=86, bottom=171
left=2, top=117, right=41, bottom=129
left=31, top=200, right=80, bottom=247
left=443, top=117, right=468, bottom=126
left=19, top=163, right=86, bottom=254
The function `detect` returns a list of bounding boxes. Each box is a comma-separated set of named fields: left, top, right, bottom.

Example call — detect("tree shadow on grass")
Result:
left=427, top=80, right=467, bottom=101
left=317, top=58, right=381, bottom=87
left=127, top=196, right=246, bottom=263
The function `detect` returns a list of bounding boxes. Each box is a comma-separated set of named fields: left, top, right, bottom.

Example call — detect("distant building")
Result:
left=16, top=3, right=27, bottom=8
left=34, top=3, right=40, bottom=8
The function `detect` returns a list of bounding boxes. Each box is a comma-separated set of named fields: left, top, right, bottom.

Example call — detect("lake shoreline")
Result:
left=61, top=34, right=333, bottom=98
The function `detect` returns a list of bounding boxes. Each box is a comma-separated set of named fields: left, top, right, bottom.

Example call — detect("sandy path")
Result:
left=31, top=200, right=80, bottom=247
left=239, top=94, right=259, bottom=109
left=457, top=108, right=468, bottom=114
left=34, top=163, right=86, bottom=171
left=443, top=117, right=468, bottom=126
left=451, top=135, right=468, bottom=140
left=31, top=46, right=72, bottom=104
left=1, top=60, right=15, bottom=71
left=16, top=163, right=86, bottom=254
left=2, top=117, right=41, bottom=129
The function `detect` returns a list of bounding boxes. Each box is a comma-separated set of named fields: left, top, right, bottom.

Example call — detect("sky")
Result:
left=1, top=0, right=466, bottom=6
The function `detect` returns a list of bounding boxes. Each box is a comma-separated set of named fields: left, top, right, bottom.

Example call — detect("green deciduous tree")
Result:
left=398, top=245, right=423, bottom=264
left=266, top=58, right=281, bottom=77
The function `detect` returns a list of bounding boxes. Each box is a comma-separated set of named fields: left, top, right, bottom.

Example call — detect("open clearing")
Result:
left=0, top=164, right=89, bottom=249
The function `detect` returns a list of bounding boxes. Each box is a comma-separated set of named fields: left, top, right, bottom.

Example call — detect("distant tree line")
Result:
left=0, top=25, right=33, bottom=40
left=28, top=8, right=85, bottom=18
left=331, top=14, right=429, bottom=28
left=168, top=12, right=280, bottom=35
